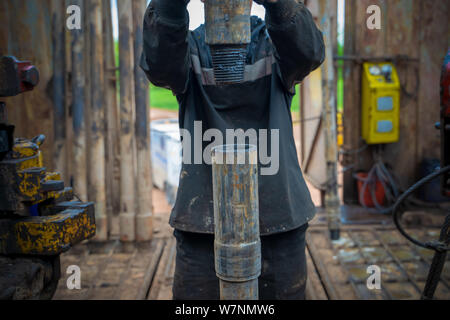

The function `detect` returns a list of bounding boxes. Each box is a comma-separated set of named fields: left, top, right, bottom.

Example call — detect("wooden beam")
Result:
left=417, top=0, right=449, bottom=162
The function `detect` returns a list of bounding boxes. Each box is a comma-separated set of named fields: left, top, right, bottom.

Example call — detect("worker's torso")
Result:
left=170, top=17, right=316, bottom=235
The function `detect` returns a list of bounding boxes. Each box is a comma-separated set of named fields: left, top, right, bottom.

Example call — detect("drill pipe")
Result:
left=212, top=144, right=261, bottom=300
left=204, top=0, right=252, bottom=85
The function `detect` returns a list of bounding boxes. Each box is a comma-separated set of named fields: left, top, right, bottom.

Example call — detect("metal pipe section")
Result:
left=212, top=144, right=261, bottom=300
left=88, top=0, right=108, bottom=241
left=71, top=0, right=88, bottom=202
left=319, top=0, right=341, bottom=240
left=118, top=0, right=137, bottom=242
left=52, top=0, right=67, bottom=177
left=132, top=0, right=153, bottom=242
left=204, top=0, right=252, bottom=85
left=102, top=0, right=119, bottom=238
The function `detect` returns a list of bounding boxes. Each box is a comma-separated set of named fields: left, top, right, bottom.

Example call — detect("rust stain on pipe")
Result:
left=88, top=0, right=107, bottom=241
left=133, top=0, right=153, bottom=242
left=118, top=0, right=136, bottom=242
left=212, top=144, right=261, bottom=300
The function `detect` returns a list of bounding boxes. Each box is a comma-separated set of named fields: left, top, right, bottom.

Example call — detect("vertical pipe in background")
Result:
left=71, top=0, right=88, bottom=202
left=118, top=0, right=137, bottom=242
left=84, top=0, right=92, bottom=187
left=52, top=0, right=67, bottom=175
left=88, top=0, right=108, bottom=241
left=132, top=0, right=153, bottom=242
left=102, top=0, right=120, bottom=237
left=319, top=0, right=341, bottom=240
left=212, top=145, right=261, bottom=300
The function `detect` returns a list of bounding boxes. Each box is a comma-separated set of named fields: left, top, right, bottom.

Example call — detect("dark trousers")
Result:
left=172, top=223, right=308, bottom=300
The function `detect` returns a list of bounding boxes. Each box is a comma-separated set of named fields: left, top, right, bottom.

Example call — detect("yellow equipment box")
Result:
left=362, top=62, right=400, bottom=144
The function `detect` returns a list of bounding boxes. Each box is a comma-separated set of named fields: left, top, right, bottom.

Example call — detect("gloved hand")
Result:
left=156, top=0, right=190, bottom=21
left=258, top=0, right=301, bottom=25
left=253, top=0, right=279, bottom=5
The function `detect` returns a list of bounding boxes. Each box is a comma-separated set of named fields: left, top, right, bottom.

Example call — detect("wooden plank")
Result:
left=306, top=232, right=340, bottom=300
left=305, top=246, right=328, bottom=300
left=417, top=0, right=449, bottom=161
left=383, top=0, right=420, bottom=188
left=148, top=237, right=176, bottom=300
left=82, top=241, right=118, bottom=300
left=156, top=243, right=176, bottom=300
left=136, top=239, right=166, bottom=300
left=116, top=239, right=165, bottom=300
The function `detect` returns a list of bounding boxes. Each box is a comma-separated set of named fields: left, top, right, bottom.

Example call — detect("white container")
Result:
left=165, top=130, right=182, bottom=206
left=150, top=119, right=180, bottom=191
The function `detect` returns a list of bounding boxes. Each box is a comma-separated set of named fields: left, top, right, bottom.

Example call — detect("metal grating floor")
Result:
left=306, top=227, right=450, bottom=300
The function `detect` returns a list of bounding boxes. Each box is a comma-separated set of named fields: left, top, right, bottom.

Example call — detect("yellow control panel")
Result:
left=362, top=62, right=400, bottom=144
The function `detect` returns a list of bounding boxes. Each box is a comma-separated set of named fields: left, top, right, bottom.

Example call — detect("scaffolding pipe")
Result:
left=71, top=0, right=88, bottom=202
left=132, top=0, right=153, bottom=241
left=118, top=0, right=137, bottom=242
left=319, top=0, right=341, bottom=240
left=102, top=0, right=120, bottom=237
left=52, top=0, right=67, bottom=177
left=88, top=0, right=108, bottom=241
left=212, top=145, right=261, bottom=300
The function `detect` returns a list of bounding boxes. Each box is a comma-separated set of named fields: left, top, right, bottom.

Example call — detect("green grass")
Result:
left=149, top=84, right=301, bottom=112
left=150, top=84, right=179, bottom=110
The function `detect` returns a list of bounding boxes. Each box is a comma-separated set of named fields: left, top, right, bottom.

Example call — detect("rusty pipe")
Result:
left=204, top=0, right=252, bottom=85
left=133, top=0, right=153, bottom=242
left=88, top=0, right=108, bottom=241
left=319, top=0, right=340, bottom=240
left=52, top=0, right=67, bottom=178
left=212, top=144, right=261, bottom=300
left=118, top=0, right=137, bottom=242
left=71, top=0, right=88, bottom=202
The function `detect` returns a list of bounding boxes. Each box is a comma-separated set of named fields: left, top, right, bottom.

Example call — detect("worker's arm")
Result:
left=259, top=0, right=325, bottom=91
left=140, top=0, right=190, bottom=95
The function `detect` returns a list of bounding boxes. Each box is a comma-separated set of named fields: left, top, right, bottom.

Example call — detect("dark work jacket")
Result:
left=141, top=1, right=325, bottom=235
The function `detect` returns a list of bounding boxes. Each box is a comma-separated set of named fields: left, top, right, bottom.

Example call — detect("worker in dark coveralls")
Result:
left=141, top=0, right=325, bottom=300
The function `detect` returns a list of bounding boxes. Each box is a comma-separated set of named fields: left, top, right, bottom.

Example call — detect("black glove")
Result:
left=254, top=0, right=279, bottom=5
left=259, top=0, right=302, bottom=25
left=153, top=0, right=190, bottom=22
